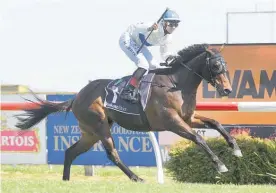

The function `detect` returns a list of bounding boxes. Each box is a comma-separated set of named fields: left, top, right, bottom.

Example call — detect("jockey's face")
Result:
left=164, top=21, right=179, bottom=34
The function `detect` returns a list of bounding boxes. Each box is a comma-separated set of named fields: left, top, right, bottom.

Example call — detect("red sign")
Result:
left=0, top=130, right=40, bottom=152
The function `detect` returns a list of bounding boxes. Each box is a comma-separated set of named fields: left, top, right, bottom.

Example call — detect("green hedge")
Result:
left=166, top=135, right=276, bottom=184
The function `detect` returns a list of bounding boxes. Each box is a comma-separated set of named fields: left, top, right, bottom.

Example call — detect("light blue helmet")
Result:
left=163, top=9, right=181, bottom=22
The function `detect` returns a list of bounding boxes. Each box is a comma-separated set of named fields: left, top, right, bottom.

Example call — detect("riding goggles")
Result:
left=167, top=21, right=179, bottom=27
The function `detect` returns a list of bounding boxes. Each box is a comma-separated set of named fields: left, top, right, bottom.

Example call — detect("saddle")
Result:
left=103, top=73, right=155, bottom=115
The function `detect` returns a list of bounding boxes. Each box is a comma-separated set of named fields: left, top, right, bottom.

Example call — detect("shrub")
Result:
left=166, top=134, right=276, bottom=184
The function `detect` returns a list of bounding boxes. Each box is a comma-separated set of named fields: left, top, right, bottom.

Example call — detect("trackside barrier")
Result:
left=2, top=102, right=276, bottom=112
left=1, top=101, right=276, bottom=184
left=195, top=102, right=276, bottom=112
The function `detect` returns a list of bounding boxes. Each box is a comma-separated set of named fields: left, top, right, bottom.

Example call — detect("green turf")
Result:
left=1, top=165, right=275, bottom=193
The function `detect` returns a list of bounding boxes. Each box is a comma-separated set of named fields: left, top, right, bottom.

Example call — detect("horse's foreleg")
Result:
left=191, top=114, right=242, bottom=157
left=165, top=111, right=228, bottom=173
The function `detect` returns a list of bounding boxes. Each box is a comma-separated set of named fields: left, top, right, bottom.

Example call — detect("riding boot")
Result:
left=120, top=67, right=147, bottom=103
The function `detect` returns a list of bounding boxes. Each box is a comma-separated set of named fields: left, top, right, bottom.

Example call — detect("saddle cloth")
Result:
left=103, top=73, right=155, bottom=115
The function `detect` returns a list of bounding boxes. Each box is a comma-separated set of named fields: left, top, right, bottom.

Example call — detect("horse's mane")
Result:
left=150, top=43, right=210, bottom=75
left=176, top=43, right=209, bottom=63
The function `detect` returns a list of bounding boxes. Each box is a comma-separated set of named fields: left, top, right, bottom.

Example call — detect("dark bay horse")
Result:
left=15, top=44, right=242, bottom=182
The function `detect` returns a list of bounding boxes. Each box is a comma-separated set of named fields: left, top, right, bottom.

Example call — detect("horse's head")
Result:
left=174, top=44, right=232, bottom=96
left=203, top=46, right=232, bottom=96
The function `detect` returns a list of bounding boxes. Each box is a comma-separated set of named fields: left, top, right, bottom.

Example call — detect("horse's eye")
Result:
left=212, top=61, right=222, bottom=72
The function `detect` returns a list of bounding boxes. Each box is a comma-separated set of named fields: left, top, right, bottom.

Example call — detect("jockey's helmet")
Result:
left=163, top=9, right=181, bottom=23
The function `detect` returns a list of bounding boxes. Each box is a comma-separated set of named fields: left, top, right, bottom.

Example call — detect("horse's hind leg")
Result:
left=86, top=96, right=144, bottom=182
left=95, top=120, right=144, bottom=182
left=191, top=114, right=242, bottom=157
left=63, top=125, right=100, bottom=181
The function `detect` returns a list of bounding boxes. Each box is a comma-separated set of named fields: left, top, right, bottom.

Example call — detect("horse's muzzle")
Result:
left=223, top=88, right=232, bottom=95
left=216, top=86, right=232, bottom=96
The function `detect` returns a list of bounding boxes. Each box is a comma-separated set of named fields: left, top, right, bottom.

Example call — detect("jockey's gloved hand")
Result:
left=148, top=23, right=158, bottom=31
left=160, top=55, right=177, bottom=67
left=165, top=55, right=177, bottom=65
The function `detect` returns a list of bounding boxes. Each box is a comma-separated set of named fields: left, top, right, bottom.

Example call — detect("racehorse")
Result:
left=15, top=43, right=242, bottom=182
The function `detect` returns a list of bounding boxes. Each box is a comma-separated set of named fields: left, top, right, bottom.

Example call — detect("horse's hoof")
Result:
left=62, top=178, right=69, bottom=181
left=130, top=176, right=145, bottom=183
left=233, top=149, right=243, bottom=157
left=218, top=164, right=228, bottom=173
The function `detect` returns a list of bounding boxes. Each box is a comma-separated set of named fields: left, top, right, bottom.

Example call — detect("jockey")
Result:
left=119, top=9, right=181, bottom=103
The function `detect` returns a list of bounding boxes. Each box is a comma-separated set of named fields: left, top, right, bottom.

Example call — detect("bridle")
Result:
left=173, top=51, right=228, bottom=91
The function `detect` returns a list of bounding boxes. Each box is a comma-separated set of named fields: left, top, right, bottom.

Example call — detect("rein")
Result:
left=141, top=53, right=224, bottom=91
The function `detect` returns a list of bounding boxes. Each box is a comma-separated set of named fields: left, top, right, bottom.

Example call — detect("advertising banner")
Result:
left=197, top=44, right=276, bottom=124
left=1, top=94, right=47, bottom=164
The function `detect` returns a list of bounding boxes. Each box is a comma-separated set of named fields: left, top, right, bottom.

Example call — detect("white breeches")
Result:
left=119, top=32, right=158, bottom=70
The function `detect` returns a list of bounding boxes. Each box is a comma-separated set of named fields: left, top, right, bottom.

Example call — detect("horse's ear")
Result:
left=219, top=43, right=225, bottom=52
left=206, top=48, right=215, bottom=55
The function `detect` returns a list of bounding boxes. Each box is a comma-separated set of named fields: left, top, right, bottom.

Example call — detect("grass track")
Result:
left=1, top=165, right=275, bottom=193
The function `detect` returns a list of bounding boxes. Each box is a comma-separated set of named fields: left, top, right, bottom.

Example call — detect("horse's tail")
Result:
left=15, top=91, right=75, bottom=130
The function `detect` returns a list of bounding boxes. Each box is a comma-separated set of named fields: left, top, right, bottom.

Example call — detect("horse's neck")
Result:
left=172, top=57, right=204, bottom=93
